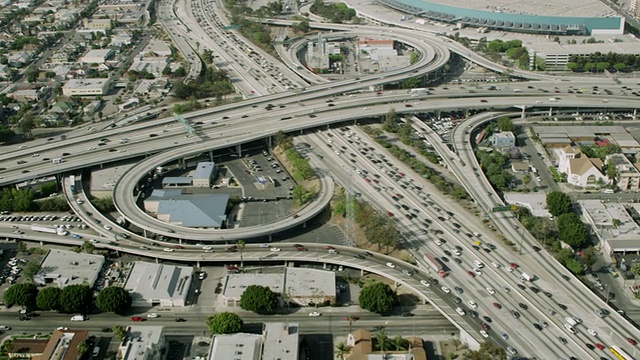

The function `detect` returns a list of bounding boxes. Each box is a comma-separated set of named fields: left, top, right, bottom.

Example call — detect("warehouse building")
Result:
left=62, top=78, right=112, bottom=96
left=192, top=162, right=216, bottom=187
left=119, top=326, right=165, bottom=360
left=143, top=189, right=228, bottom=228
left=123, top=262, right=193, bottom=307
left=33, top=249, right=105, bottom=288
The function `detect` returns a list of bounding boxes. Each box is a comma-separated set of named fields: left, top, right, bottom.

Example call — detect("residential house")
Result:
left=7, top=51, right=32, bottom=67
left=49, top=100, right=72, bottom=114
left=0, top=64, right=13, bottom=80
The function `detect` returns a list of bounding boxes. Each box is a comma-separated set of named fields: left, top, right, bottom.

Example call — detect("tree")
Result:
left=358, top=282, right=397, bottom=314
left=546, top=191, right=572, bottom=217
left=3, top=283, right=38, bottom=308
left=174, top=67, right=187, bottom=77
left=274, top=130, right=292, bottom=150
left=205, top=312, right=244, bottom=334
left=565, top=258, right=584, bottom=275
left=82, top=241, right=95, bottom=254
left=383, top=109, right=397, bottom=132
left=237, top=240, right=245, bottom=271
left=112, top=325, right=126, bottom=341
left=36, top=287, right=61, bottom=311
left=335, top=342, right=351, bottom=359
left=21, top=260, right=39, bottom=282
left=581, top=246, right=598, bottom=270
left=557, top=213, right=589, bottom=248
left=59, top=284, right=93, bottom=313
left=606, top=164, right=618, bottom=183
left=391, top=336, right=409, bottom=351
left=96, top=286, right=132, bottom=313
left=76, top=341, right=89, bottom=355
left=496, top=116, right=515, bottom=132
left=239, top=285, right=278, bottom=314
left=373, top=327, right=392, bottom=352
left=522, top=174, right=531, bottom=185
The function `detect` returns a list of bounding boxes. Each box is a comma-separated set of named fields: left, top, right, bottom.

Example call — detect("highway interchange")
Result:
left=3, top=2, right=640, bottom=358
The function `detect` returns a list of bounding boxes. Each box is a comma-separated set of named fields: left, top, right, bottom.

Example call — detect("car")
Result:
left=588, top=328, right=598, bottom=336
left=467, top=300, right=477, bottom=308
left=533, top=323, right=543, bottom=331
left=530, top=287, right=540, bottom=293
left=479, top=330, right=489, bottom=338
left=442, top=286, right=451, bottom=293
left=562, top=275, right=570, bottom=281
left=454, top=286, right=463, bottom=294
left=517, top=284, right=526, bottom=290
left=491, top=262, right=501, bottom=268
left=558, top=303, right=568, bottom=310
left=595, top=343, right=604, bottom=350
left=131, top=316, right=144, bottom=322
left=492, top=302, right=502, bottom=309
left=455, top=307, right=466, bottom=316
left=559, top=337, right=567, bottom=345
left=486, top=287, right=495, bottom=294
left=482, top=316, right=492, bottom=323
left=519, top=303, right=528, bottom=310
left=466, top=271, right=475, bottom=278
left=401, top=312, right=414, bottom=317
left=506, top=347, right=518, bottom=355
left=175, top=318, right=187, bottom=322
left=103, top=225, right=112, bottom=231
left=586, top=344, right=595, bottom=350
left=363, top=251, right=373, bottom=257
left=473, top=268, right=483, bottom=275
left=420, top=280, right=430, bottom=287
left=270, top=247, right=281, bottom=252
left=147, top=313, right=159, bottom=318
left=402, top=269, right=414, bottom=276
left=163, top=248, right=174, bottom=252
left=71, top=234, right=82, bottom=239
left=543, top=291, right=553, bottom=298
left=627, top=338, right=637, bottom=346
left=511, top=310, right=520, bottom=318
left=386, top=262, right=396, bottom=268
left=454, top=297, right=462, bottom=304
left=309, top=311, right=321, bottom=317
left=547, top=308, right=556, bottom=315
left=480, top=322, right=490, bottom=330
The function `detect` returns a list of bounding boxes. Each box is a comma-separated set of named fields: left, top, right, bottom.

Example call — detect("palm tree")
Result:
left=237, top=240, right=245, bottom=271
left=76, top=341, right=89, bottom=357
left=334, top=341, right=351, bottom=360
left=373, top=327, right=391, bottom=352
left=391, top=336, right=409, bottom=351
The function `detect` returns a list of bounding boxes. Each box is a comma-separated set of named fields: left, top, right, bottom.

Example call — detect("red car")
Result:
left=296, top=247, right=307, bottom=251
left=595, top=343, right=604, bottom=350
left=509, top=262, right=518, bottom=269
left=323, top=246, right=334, bottom=250
left=131, top=316, right=143, bottom=322
left=386, top=211, right=394, bottom=217
left=627, top=338, right=637, bottom=346
left=492, top=302, right=502, bottom=309
left=364, top=178, right=370, bottom=183
left=395, top=194, right=404, bottom=199
left=466, top=271, right=475, bottom=278
left=227, top=265, right=238, bottom=271
left=172, top=245, right=184, bottom=249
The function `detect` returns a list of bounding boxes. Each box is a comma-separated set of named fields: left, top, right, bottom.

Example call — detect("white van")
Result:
left=92, top=346, right=100, bottom=357
left=603, top=189, right=614, bottom=194
left=70, top=315, right=85, bottom=322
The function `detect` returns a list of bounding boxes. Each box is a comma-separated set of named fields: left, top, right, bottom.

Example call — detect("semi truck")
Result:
left=521, top=272, right=534, bottom=282
left=31, top=225, right=67, bottom=236
left=423, top=253, right=446, bottom=277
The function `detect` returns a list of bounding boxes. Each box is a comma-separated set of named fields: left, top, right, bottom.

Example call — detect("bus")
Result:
left=69, top=175, right=76, bottom=194
left=610, top=346, right=635, bottom=360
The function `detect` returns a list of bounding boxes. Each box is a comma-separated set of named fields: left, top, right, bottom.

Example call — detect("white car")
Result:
left=467, top=300, right=477, bottom=309
left=103, top=225, right=112, bottom=231
left=452, top=249, right=461, bottom=256
left=506, top=267, right=514, bottom=272
left=420, top=280, right=430, bottom=287
left=479, top=330, right=489, bottom=338
left=491, top=262, right=501, bottom=268
left=57, top=326, right=68, bottom=331
left=587, top=328, right=597, bottom=336
left=473, top=260, right=484, bottom=268
left=259, top=243, right=269, bottom=248
left=442, top=286, right=451, bottom=293
left=309, top=311, right=321, bottom=317
left=270, top=247, right=281, bottom=252
left=473, top=268, right=483, bottom=276
left=202, top=246, right=212, bottom=250
left=503, top=287, right=510, bottom=293
left=434, top=239, right=442, bottom=246
left=455, top=307, right=466, bottom=316
left=163, top=248, right=174, bottom=252
left=501, top=332, right=509, bottom=340
left=386, top=262, right=396, bottom=268
left=89, top=239, right=99, bottom=244
left=486, top=287, right=495, bottom=294
left=147, top=313, right=159, bottom=318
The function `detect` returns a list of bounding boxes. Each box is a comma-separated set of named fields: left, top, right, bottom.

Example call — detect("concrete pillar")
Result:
left=155, top=257, right=159, bottom=263
left=360, top=268, right=364, bottom=276
left=236, top=144, right=242, bottom=157
left=436, top=110, right=441, bottom=118
left=179, top=239, right=182, bottom=245
left=209, top=150, right=213, bottom=162
left=143, top=229, right=148, bottom=237
left=267, top=136, right=272, bottom=148
left=197, top=261, right=200, bottom=268
left=303, top=221, right=307, bottom=229
left=268, top=234, right=272, bottom=241
left=521, top=107, right=525, bottom=119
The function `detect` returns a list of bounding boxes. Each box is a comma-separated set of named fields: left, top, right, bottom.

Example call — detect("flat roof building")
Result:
left=262, top=323, right=300, bottom=360
left=119, top=326, right=165, bottom=360
left=606, top=153, right=640, bottom=192
left=80, top=49, right=112, bottom=64
left=221, top=268, right=336, bottom=307
left=123, top=262, right=193, bottom=307
left=491, top=131, right=516, bottom=148
left=62, top=78, right=112, bottom=96
left=193, top=162, right=216, bottom=188
left=580, top=200, right=640, bottom=254
left=34, top=249, right=105, bottom=288
left=209, top=333, right=262, bottom=360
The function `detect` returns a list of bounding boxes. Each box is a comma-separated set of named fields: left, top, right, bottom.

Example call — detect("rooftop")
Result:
left=262, top=323, right=299, bottom=360
left=123, top=262, right=193, bottom=303
left=34, top=249, right=105, bottom=288
left=209, top=333, right=262, bottom=360
left=146, top=189, right=228, bottom=227
left=39, top=329, right=88, bottom=360
left=580, top=200, right=640, bottom=251
left=422, top=0, right=614, bottom=17
left=193, top=162, right=215, bottom=180
left=120, top=326, right=164, bottom=360
left=63, top=78, right=110, bottom=89
left=222, top=268, right=336, bottom=300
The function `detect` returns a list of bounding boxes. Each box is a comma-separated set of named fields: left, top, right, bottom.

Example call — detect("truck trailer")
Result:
left=423, top=253, right=446, bottom=277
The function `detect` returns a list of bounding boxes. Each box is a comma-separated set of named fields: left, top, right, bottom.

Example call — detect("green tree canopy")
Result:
left=36, top=287, right=61, bottom=311
left=59, top=284, right=93, bottom=313
left=239, top=285, right=278, bottom=314
left=205, top=312, right=244, bottom=334
left=557, top=213, right=589, bottom=248
left=96, top=286, right=132, bottom=313
left=546, top=191, right=572, bottom=217
left=496, top=116, right=515, bottom=132
left=358, top=282, right=397, bottom=314
left=3, top=283, right=38, bottom=308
